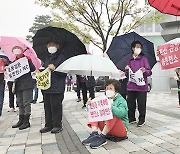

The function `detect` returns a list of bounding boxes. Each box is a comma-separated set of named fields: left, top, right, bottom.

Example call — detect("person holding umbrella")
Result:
left=39, top=40, right=67, bottom=134
left=11, top=46, right=35, bottom=130
left=125, top=41, right=152, bottom=127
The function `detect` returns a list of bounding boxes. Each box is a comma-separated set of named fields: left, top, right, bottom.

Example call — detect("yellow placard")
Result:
left=36, top=68, right=51, bottom=90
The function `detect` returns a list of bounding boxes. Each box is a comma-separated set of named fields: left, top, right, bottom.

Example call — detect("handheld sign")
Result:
left=6, top=57, right=30, bottom=81
left=88, top=95, right=113, bottom=122
left=36, top=68, right=51, bottom=90
left=129, top=68, right=145, bottom=86
left=157, top=43, right=180, bottom=70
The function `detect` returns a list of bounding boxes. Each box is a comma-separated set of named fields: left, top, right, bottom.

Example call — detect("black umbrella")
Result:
left=32, top=26, right=87, bottom=62
left=107, top=32, right=157, bottom=71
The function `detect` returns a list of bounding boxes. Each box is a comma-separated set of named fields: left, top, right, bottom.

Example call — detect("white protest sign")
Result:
left=6, top=57, right=30, bottom=81
left=88, top=95, right=113, bottom=122
left=129, top=68, right=145, bottom=86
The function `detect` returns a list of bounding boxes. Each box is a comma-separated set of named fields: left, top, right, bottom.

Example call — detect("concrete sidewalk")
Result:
left=0, top=91, right=180, bottom=154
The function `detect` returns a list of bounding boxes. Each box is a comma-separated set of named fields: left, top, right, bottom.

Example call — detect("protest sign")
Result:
left=157, top=43, right=180, bottom=70
left=36, top=68, right=51, bottom=90
left=6, top=57, right=30, bottom=81
left=129, top=68, right=145, bottom=86
left=88, top=95, right=113, bottom=122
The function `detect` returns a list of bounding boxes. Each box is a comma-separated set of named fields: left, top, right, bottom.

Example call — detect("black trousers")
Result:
left=88, top=86, right=95, bottom=100
left=44, top=93, right=64, bottom=128
left=81, top=82, right=88, bottom=105
left=7, top=81, right=16, bottom=108
left=127, top=91, right=147, bottom=122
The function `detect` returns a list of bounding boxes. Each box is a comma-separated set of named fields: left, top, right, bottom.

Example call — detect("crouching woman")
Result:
left=82, top=79, right=129, bottom=149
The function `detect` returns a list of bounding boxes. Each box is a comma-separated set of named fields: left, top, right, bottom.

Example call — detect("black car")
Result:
left=95, top=76, right=152, bottom=92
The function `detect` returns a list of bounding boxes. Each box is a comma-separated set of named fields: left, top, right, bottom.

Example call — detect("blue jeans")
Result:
left=0, top=81, right=5, bottom=116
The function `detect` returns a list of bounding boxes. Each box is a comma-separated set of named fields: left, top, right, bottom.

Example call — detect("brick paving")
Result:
left=0, top=90, right=180, bottom=153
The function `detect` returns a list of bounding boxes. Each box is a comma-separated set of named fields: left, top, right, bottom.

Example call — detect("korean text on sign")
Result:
left=36, top=68, right=51, bottom=90
left=157, top=43, right=180, bottom=70
left=6, top=57, right=30, bottom=81
left=88, top=95, right=113, bottom=122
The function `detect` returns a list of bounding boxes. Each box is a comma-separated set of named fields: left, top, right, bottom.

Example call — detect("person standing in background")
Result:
left=174, top=68, right=180, bottom=107
left=7, top=81, right=18, bottom=112
left=0, top=48, right=10, bottom=116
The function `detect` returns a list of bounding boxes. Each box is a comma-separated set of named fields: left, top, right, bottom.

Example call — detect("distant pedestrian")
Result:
left=76, top=75, right=81, bottom=102
left=86, top=76, right=95, bottom=100
left=174, top=68, right=180, bottom=107
left=125, top=41, right=152, bottom=127
left=31, top=72, right=39, bottom=104
left=7, top=81, right=18, bottom=112
left=66, top=74, right=72, bottom=92
left=82, top=79, right=128, bottom=149
left=0, top=49, right=10, bottom=116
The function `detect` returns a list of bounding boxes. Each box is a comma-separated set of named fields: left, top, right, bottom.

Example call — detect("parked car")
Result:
left=95, top=76, right=152, bottom=92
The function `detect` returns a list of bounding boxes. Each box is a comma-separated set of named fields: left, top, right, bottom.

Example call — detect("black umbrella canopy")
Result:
left=33, top=26, right=87, bottom=62
left=107, top=32, right=157, bottom=71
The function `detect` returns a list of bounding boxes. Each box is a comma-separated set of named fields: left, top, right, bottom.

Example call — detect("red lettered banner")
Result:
left=88, top=95, right=113, bottom=122
left=157, top=43, right=180, bottom=70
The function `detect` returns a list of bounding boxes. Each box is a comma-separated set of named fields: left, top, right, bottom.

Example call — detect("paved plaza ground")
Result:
left=0, top=90, right=180, bottom=154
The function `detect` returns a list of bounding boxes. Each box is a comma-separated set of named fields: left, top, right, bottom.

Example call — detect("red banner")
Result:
left=0, top=59, right=5, bottom=73
left=157, top=43, right=180, bottom=70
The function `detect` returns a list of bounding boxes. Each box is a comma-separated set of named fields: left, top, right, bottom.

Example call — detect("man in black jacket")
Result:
left=40, top=41, right=67, bottom=134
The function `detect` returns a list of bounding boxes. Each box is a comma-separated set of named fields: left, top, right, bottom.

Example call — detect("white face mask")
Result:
left=48, top=47, right=57, bottom=54
left=13, top=49, right=22, bottom=55
left=134, top=48, right=141, bottom=55
left=106, top=90, right=115, bottom=98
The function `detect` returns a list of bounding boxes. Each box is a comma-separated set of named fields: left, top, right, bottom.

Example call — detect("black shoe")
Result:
left=77, top=98, right=81, bottom=102
left=137, top=121, right=145, bottom=127
left=51, top=127, right=63, bottom=134
left=129, top=120, right=136, bottom=124
left=19, top=115, right=30, bottom=130
left=32, top=100, right=37, bottom=104
left=82, top=105, right=86, bottom=109
left=39, top=100, right=44, bottom=103
left=40, top=127, right=52, bottom=133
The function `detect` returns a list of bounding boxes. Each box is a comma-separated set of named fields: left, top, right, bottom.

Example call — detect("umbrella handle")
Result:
left=23, top=47, right=29, bottom=53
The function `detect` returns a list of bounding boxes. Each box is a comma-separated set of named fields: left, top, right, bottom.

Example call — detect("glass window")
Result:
left=145, top=23, right=153, bottom=32
left=155, top=24, right=162, bottom=32
left=139, top=25, right=145, bottom=33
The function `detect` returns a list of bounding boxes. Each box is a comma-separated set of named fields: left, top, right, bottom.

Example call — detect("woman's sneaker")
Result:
left=82, top=131, right=99, bottom=146
left=90, top=134, right=107, bottom=149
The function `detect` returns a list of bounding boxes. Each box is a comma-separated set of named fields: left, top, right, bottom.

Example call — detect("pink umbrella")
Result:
left=0, top=36, right=41, bottom=69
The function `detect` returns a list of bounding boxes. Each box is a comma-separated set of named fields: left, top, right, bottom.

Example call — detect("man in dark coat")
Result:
left=40, top=41, right=67, bottom=134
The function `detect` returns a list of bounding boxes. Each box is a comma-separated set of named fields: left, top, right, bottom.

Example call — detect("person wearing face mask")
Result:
left=125, top=41, right=152, bottom=127
left=11, top=46, right=35, bottom=130
left=82, top=79, right=128, bottom=149
left=39, top=41, right=67, bottom=134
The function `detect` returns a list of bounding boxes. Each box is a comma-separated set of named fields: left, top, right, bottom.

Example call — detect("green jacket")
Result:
left=111, top=93, right=129, bottom=130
